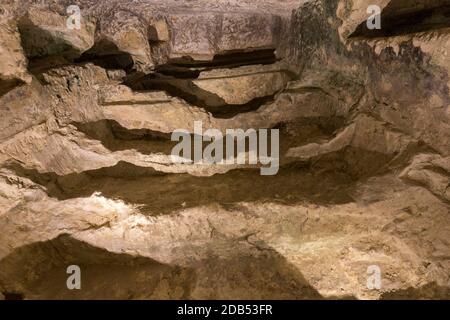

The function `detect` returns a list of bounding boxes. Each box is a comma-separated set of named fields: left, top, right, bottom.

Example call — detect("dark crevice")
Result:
left=75, top=119, right=172, bottom=141
left=125, top=73, right=279, bottom=118
left=17, top=16, right=91, bottom=76
left=18, top=16, right=77, bottom=60
left=153, top=49, right=279, bottom=77
left=0, top=79, right=27, bottom=97
left=75, top=53, right=135, bottom=72
left=6, top=159, right=355, bottom=215
left=74, top=47, right=284, bottom=118
left=0, top=235, right=332, bottom=299
left=27, top=56, right=73, bottom=76
left=22, top=55, right=127, bottom=79
left=74, top=120, right=177, bottom=155
left=210, top=95, right=277, bottom=118
left=73, top=117, right=341, bottom=156
left=117, top=49, right=288, bottom=118
left=4, top=122, right=423, bottom=216
left=2, top=292, right=24, bottom=300
left=154, top=65, right=203, bottom=79
left=168, top=49, right=278, bottom=69
left=350, top=0, right=450, bottom=39
left=0, top=235, right=195, bottom=300
left=74, top=38, right=136, bottom=72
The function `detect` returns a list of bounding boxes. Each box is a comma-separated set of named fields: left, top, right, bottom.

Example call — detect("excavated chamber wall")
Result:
left=0, top=0, right=449, bottom=300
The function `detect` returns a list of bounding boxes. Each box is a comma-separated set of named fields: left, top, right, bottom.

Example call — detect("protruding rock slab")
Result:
left=167, top=12, right=281, bottom=60
left=18, top=7, right=95, bottom=60
left=0, top=20, right=31, bottom=95
left=400, top=154, right=450, bottom=202
left=193, top=63, right=291, bottom=105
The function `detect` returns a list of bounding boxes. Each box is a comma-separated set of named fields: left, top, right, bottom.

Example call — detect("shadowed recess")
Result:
left=350, top=0, right=450, bottom=38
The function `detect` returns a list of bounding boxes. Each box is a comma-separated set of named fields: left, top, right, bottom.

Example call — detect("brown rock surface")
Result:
left=0, top=0, right=449, bottom=300
left=0, top=20, right=31, bottom=96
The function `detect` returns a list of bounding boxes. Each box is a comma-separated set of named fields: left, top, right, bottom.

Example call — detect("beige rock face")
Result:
left=0, top=79, right=51, bottom=141
left=0, top=0, right=449, bottom=300
left=63, top=0, right=294, bottom=71
left=0, top=20, right=31, bottom=95
left=18, top=7, right=95, bottom=60
left=166, top=12, right=280, bottom=60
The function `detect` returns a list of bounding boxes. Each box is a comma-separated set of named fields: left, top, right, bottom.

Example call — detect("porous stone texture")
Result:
left=0, top=19, right=31, bottom=96
left=0, top=0, right=449, bottom=300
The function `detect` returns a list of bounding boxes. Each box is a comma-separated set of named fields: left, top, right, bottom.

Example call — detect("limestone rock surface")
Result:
left=0, top=0, right=449, bottom=300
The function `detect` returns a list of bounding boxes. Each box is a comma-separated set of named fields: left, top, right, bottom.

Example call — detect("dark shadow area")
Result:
left=122, top=48, right=291, bottom=118
left=381, top=282, right=450, bottom=299
left=73, top=115, right=341, bottom=156
left=168, top=49, right=278, bottom=69
left=75, top=39, right=135, bottom=72
left=6, top=160, right=355, bottom=215
left=350, top=0, right=450, bottom=39
left=16, top=16, right=98, bottom=77
left=152, top=49, right=281, bottom=79
left=74, top=119, right=177, bottom=155
left=0, top=235, right=195, bottom=300
left=2, top=292, right=24, bottom=300
left=0, top=79, right=27, bottom=97
left=0, top=234, right=349, bottom=299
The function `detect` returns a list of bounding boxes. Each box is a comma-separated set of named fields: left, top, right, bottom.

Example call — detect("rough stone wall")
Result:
left=0, top=0, right=449, bottom=300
